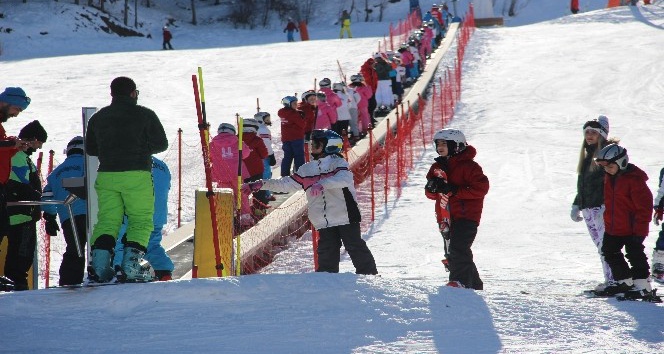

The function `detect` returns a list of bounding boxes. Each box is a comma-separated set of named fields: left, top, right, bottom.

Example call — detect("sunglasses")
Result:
left=7, top=93, right=31, bottom=104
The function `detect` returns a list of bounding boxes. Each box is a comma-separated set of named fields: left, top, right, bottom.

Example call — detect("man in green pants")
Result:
left=85, top=76, right=168, bottom=283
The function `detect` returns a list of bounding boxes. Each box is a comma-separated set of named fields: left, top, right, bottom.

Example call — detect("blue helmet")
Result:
left=311, top=129, right=343, bottom=154
left=281, top=96, right=297, bottom=108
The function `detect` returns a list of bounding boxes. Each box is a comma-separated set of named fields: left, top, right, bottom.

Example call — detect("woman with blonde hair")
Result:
left=570, top=115, right=617, bottom=291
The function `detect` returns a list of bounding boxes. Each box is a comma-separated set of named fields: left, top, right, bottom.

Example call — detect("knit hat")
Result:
left=0, top=87, right=31, bottom=111
left=65, top=136, right=85, bottom=155
left=583, top=115, right=609, bottom=139
left=110, top=77, right=137, bottom=97
left=18, top=120, right=48, bottom=142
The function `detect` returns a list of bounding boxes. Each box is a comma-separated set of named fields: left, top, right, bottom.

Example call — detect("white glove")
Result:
left=570, top=205, right=583, bottom=222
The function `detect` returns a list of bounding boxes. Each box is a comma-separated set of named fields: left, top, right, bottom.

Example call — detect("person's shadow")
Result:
left=429, top=286, right=502, bottom=353
left=611, top=297, right=664, bottom=343
left=630, top=4, right=664, bottom=30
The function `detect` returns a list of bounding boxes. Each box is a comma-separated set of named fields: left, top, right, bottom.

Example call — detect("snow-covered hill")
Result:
left=2, top=1, right=664, bottom=352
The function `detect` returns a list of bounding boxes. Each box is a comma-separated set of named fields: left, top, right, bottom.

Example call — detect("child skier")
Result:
left=651, top=167, right=664, bottom=284
left=278, top=96, right=306, bottom=177
left=254, top=112, right=276, bottom=201
left=209, top=122, right=252, bottom=228
left=242, top=118, right=269, bottom=217
left=570, top=115, right=616, bottom=291
left=593, top=144, right=658, bottom=301
left=243, top=129, right=377, bottom=275
left=41, top=136, right=88, bottom=286
left=425, top=129, right=489, bottom=290
left=315, top=92, right=336, bottom=130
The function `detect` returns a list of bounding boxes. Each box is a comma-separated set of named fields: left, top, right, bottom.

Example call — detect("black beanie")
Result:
left=110, top=76, right=136, bottom=97
left=19, top=120, right=48, bottom=142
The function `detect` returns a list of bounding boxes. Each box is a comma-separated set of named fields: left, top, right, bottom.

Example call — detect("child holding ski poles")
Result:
left=425, top=129, right=489, bottom=290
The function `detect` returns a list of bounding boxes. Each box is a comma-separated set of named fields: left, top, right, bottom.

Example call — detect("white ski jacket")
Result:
left=261, top=154, right=361, bottom=229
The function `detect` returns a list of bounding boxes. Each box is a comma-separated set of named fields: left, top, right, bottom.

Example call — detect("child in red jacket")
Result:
left=425, top=129, right=489, bottom=290
left=242, top=118, right=269, bottom=214
left=593, top=144, right=658, bottom=301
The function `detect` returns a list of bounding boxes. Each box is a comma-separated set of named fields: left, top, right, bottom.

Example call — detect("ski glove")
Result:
left=269, top=154, right=277, bottom=166
left=43, top=213, right=60, bottom=236
left=570, top=205, right=583, bottom=222
left=654, top=207, right=663, bottom=226
left=425, top=177, right=446, bottom=194
left=309, top=183, right=324, bottom=196
left=242, top=181, right=264, bottom=194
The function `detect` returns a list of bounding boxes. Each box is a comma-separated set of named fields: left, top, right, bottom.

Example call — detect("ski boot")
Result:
left=117, top=243, right=154, bottom=283
left=0, top=275, right=15, bottom=292
left=88, top=248, right=115, bottom=283
left=154, top=270, right=173, bottom=281
left=589, top=279, right=633, bottom=297
left=446, top=281, right=465, bottom=288
left=617, top=279, right=662, bottom=302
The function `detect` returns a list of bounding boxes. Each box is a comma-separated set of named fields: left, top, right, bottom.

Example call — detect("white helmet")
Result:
left=433, top=128, right=467, bottom=155
left=332, top=82, right=345, bottom=92
left=596, top=143, right=629, bottom=170
left=254, top=112, right=271, bottom=125
left=217, top=123, right=236, bottom=134
left=242, top=118, right=259, bottom=133
left=350, top=74, right=363, bottom=83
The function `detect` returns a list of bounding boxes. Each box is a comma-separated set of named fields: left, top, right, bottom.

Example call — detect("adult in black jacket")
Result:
left=85, top=76, right=168, bottom=283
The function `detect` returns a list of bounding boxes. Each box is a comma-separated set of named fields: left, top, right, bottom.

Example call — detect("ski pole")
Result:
left=235, top=114, right=244, bottom=276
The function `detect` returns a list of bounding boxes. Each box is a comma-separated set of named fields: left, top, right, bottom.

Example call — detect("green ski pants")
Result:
left=91, top=171, right=154, bottom=248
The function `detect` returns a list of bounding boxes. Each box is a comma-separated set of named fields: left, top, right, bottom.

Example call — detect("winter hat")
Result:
left=18, top=120, right=48, bottom=142
left=65, top=136, right=85, bottom=155
left=0, top=87, right=31, bottom=111
left=583, top=115, right=609, bottom=139
left=110, top=76, right=137, bottom=97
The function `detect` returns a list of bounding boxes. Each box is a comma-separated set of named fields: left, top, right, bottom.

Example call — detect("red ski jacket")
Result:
left=360, top=58, right=378, bottom=92
left=425, top=145, right=489, bottom=225
left=297, top=101, right=317, bottom=135
left=243, top=132, right=268, bottom=177
left=0, top=124, right=19, bottom=184
left=603, top=164, right=653, bottom=237
left=278, top=107, right=306, bottom=142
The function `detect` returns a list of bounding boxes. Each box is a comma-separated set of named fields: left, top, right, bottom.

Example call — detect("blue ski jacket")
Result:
left=41, top=154, right=87, bottom=222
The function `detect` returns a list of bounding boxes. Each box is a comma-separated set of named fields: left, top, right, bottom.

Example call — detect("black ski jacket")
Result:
left=86, top=96, right=168, bottom=172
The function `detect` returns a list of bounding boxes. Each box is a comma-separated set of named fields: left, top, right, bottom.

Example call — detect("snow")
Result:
left=2, top=0, right=664, bottom=352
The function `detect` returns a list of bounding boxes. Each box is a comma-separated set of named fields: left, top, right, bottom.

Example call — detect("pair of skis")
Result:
left=583, top=289, right=663, bottom=303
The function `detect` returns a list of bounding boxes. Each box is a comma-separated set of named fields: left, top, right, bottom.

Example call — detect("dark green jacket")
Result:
left=86, top=96, right=168, bottom=172
left=573, top=146, right=604, bottom=209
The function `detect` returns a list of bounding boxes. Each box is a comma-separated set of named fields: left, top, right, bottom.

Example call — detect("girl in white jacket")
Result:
left=243, top=129, right=378, bottom=275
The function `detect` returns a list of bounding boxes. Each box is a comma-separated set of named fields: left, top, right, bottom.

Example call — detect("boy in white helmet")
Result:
left=425, top=128, right=489, bottom=290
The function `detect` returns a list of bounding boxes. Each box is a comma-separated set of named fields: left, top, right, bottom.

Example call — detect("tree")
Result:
left=124, top=0, right=129, bottom=26
left=191, top=0, right=197, bottom=25
left=509, top=0, right=518, bottom=17
left=134, top=0, right=139, bottom=28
